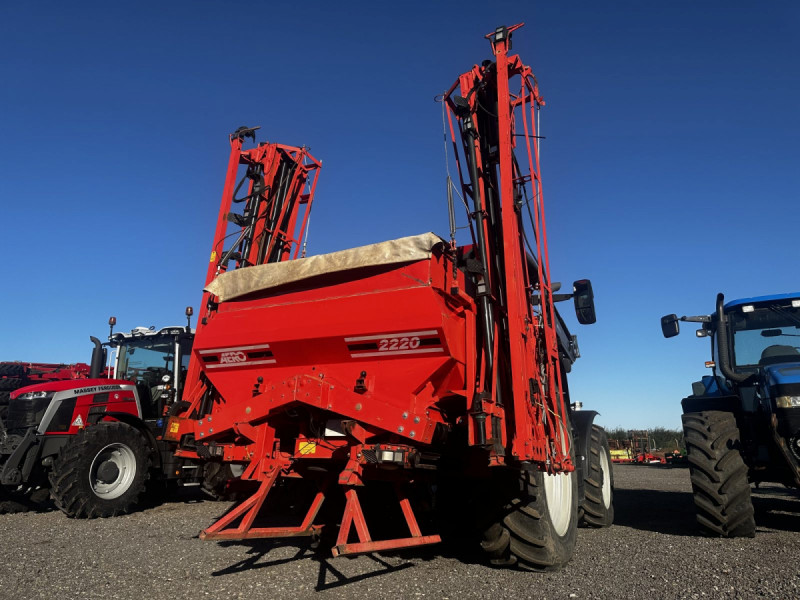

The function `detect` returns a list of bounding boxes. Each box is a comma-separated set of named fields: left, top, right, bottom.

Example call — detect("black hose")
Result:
left=715, top=293, right=748, bottom=383
left=463, top=117, right=496, bottom=389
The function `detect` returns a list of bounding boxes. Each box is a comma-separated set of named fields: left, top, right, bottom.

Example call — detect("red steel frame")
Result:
left=183, top=130, right=321, bottom=396
left=199, top=457, right=327, bottom=541
left=205, top=129, right=321, bottom=284
left=332, top=486, right=440, bottom=557
left=173, top=24, right=573, bottom=557
left=0, top=362, right=105, bottom=382
left=443, top=23, right=571, bottom=471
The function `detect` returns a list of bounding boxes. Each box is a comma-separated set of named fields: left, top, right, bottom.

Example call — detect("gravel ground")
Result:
left=1, top=465, right=798, bottom=600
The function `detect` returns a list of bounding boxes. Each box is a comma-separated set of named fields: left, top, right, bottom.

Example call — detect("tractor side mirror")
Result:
left=661, top=314, right=680, bottom=338
left=572, top=279, right=596, bottom=325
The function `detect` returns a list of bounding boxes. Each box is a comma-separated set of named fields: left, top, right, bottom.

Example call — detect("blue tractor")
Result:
left=661, top=292, right=800, bottom=537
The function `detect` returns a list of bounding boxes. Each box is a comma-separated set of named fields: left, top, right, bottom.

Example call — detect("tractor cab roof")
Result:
left=108, top=326, right=193, bottom=346
left=724, top=293, right=800, bottom=310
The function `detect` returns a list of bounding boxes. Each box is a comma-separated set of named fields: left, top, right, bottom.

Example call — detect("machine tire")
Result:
left=0, top=363, right=24, bottom=377
left=682, top=411, right=755, bottom=537
left=0, top=391, right=9, bottom=421
left=0, top=378, right=22, bottom=391
left=481, top=466, right=578, bottom=570
left=49, top=422, right=152, bottom=518
left=201, top=462, right=243, bottom=500
left=579, top=424, right=614, bottom=527
left=481, top=427, right=578, bottom=570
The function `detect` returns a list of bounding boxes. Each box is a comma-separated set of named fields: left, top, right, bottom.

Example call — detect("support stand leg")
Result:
left=200, top=468, right=326, bottom=541
left=332, top=486, right=441, bottom=557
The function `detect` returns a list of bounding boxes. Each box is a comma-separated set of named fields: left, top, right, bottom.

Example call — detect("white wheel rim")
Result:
left=600, top=448, right=612, bottom=508
left=89, top=443, right=137, bottom=500
left=544, top=469, right=574, bottom=537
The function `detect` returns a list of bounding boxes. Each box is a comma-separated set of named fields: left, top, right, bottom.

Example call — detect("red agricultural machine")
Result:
left=168, top=24, right=613, bottom=569
left=0, top=362, right=104, bottom=422
left=0, top=320, right=206, bottom=514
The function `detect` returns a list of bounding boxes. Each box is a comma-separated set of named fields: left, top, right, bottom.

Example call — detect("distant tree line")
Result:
left=606, top=427, right=684, bottom=451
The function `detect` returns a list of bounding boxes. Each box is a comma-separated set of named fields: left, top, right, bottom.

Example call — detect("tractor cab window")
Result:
left=181, top=341, right=192, bottom=370
left=729, top=304, right=800, bottom=368
left=178, top=338, right=192, bottom=398
left=116, top=336, right=176, bottom=417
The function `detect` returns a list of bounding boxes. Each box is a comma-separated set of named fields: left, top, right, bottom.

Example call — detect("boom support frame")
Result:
left=443, top=24, right=571, bottom=470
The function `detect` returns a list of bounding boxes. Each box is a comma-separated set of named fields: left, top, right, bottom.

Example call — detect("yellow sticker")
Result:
left=210, top=250, right=217, bottom=263
left=169, top=422, right=180, bottom=434
left=298, top=441, right=316, bottom=455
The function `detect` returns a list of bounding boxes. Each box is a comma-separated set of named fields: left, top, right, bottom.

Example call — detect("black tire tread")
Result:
left=682, top=411, right=755, bottom=537
left=481, top=458, right=578, bottom=570
left=201, top=462, right=240, bottom=501
left=0, top=378, right=23, bottom=391
left=0, top=363, right=25, bottom=377
left=580, top=424, right=615, bottom=527
left=48, top=422, right=152, bottom=518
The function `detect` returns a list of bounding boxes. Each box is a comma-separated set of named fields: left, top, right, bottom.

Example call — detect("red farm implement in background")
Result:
left=170, top=24, right=613, bottom=570
left=0, top=362, right=104, bottom=421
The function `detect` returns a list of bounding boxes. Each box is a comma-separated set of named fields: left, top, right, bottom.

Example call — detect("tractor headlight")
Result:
left=776, top=395, right=800, bottom=408
left=16, top=391, right=54, bottom=401
left=6, top=391, right=55, bottom=431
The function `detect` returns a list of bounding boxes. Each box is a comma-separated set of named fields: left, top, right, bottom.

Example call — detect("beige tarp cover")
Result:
left=205, top=232, right=444, bottom=302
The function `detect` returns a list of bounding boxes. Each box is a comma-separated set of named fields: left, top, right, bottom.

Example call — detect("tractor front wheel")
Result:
left=580, top=424, right=614, bottom=527
left=49, top=422, right=152, bottom=518
left=682, top=411, right=755, bottom=537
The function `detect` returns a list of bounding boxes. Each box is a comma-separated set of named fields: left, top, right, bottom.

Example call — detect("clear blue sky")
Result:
left=1, top=1, right=798, bottom=429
